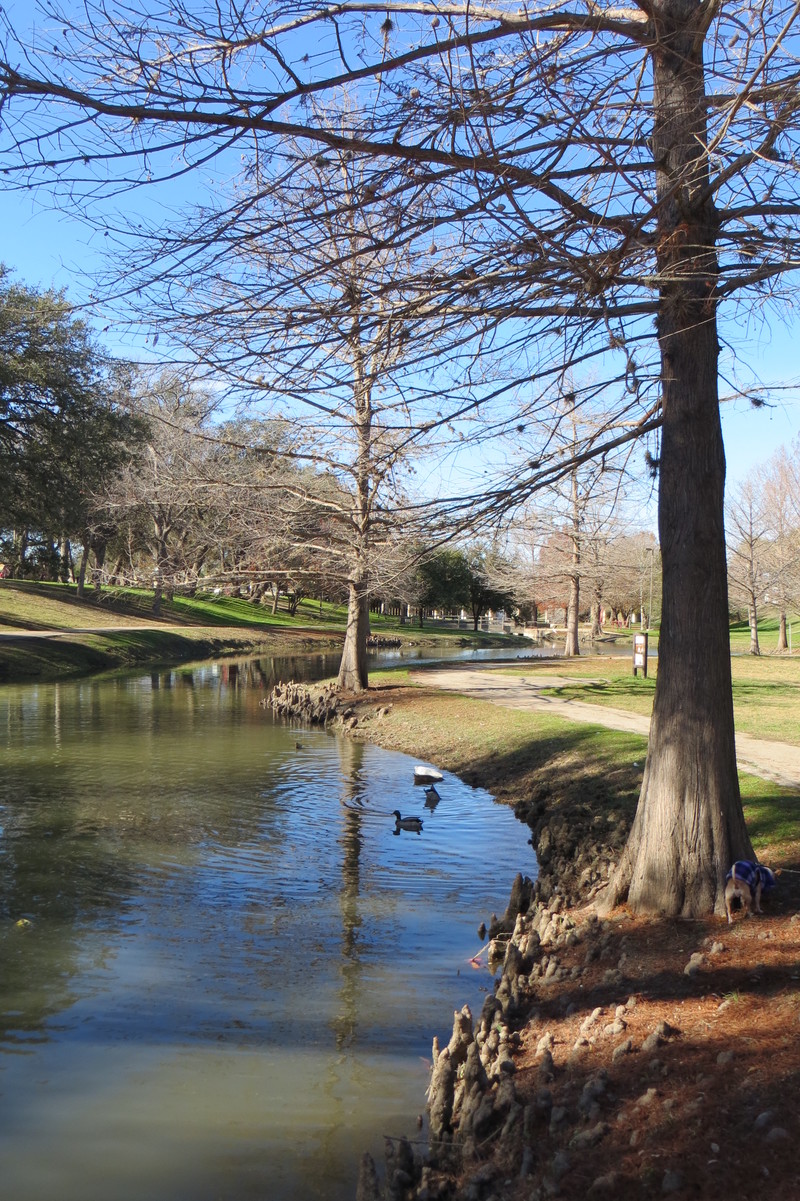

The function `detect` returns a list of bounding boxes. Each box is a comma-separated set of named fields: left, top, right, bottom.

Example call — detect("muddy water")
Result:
left=0, top=657, right=532, bottom=1200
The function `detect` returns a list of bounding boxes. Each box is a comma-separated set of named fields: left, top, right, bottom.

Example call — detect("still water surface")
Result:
left=0, top=655, right=532, bottom=1201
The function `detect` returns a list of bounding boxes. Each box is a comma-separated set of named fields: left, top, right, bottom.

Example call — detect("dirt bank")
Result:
left=334, top=681, right=800, bottom=1201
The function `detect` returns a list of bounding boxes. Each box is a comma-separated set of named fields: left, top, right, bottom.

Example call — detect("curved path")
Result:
left=410, top=667, right=800, bottom=792
left=0, top=624, right=192, bottom=639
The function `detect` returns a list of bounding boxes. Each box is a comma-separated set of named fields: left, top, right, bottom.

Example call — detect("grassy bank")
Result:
left=351, top=661, right=800, bottom=1201
left=353, top=672, right=800, bottom=864
left=0, top=580, right=518, bottom=682
left=0, top=624, right=344, bottom=683
left=488, top=642, right=800, bottom=745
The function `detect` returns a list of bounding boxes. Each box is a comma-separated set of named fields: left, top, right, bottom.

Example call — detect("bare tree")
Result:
left=97, top=370, right=228, bottom=612
left=512, top=401, right=636, bottom=653
left=759, top=445, right=800, bottom=650
left=6, top=0, right=800, bottom=909
left=130, top=144, right=466, bottom=689
left=726, top=478, right=772, bottom=655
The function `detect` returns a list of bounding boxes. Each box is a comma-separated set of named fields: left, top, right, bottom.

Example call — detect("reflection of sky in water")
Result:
left=0, top=659, right=534, bottom=1201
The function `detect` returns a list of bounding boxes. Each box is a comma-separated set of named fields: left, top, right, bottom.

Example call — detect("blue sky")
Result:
left=722, top=359, right=800, bottom=484
left=3, top=161, right=800, bottom=495
left=3, top=0, right=800, bottom=496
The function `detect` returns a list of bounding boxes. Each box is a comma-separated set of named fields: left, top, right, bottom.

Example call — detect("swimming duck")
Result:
left=424, top=784, right=440, bottom=806
left=392, top=810, right=423, bottom=833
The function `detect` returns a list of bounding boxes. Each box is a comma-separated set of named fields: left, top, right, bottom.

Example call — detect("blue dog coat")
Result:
left=726, top=861, right=776, bottom=894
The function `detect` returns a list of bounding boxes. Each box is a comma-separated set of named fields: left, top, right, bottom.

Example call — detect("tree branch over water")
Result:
left=2, top=0, right=800, bottom=912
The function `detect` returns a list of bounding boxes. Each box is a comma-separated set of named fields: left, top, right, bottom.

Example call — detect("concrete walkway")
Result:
left=410, top=667, right=800, bottom=793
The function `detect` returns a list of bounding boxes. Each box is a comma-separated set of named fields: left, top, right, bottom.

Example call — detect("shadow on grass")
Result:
left=492, top=726, right=643, bottom=814
left=740, top=780, right=800, bottom=856
left=0, top=614, right=63, bottom=632
left=541, top=676, right=656, bottom=707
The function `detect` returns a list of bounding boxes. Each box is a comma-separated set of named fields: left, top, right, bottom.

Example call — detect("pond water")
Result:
left=0, top=655, right=533, bottom=1201
left=371, top=638, right=633, bottom=668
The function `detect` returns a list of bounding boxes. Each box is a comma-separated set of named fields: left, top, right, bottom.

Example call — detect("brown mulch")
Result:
left=502, top=891, right=800, bottom=1200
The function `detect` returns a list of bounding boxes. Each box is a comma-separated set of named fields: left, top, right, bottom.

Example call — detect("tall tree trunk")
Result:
left=152, top=537, right=168, bottom=616
left=92, top=540, right=107, bottom=594
left=89, top=542, right=105, bottom=593
left=152, top=565, right=163, bottom=616
left=564, top=571, right=580, bottom=656
left=608, top=2, right=752, bottom=917
left=337, top=577, right=370, bottom=692
left=590, top=587, right=603, bottom=639
left=59, top=536, right=73, bottom=583
left=76, top=533, right=89, bottom=598
left=748, top=600, right=760, bottom=655
left=777, top=610, right=788, bottom=652
left=151, top=513, right=171, bottom=616
left=14, top=529, right=28, bottom=578
left=337, top=304, right=375, bottom=691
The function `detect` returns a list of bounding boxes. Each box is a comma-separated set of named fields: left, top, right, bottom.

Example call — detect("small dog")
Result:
left=724, top=860, right=777, bottom=924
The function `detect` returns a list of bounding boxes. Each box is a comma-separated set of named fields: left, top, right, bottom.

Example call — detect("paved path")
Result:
left=0, top=624, right=191, bottom=639
left=410, top=667, right=800, bottom=792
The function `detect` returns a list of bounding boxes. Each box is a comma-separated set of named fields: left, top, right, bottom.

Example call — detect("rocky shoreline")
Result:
left=353, top=781, right=632, bottom=1201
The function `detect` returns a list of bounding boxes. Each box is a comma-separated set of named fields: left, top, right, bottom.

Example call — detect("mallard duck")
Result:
left=392, top=810, right=423, bottom=833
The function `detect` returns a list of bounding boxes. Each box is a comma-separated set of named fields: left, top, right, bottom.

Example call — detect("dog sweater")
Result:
left=726, top=861, right=777, bottom=893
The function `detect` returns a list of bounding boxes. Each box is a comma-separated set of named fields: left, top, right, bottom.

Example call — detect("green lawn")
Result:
left=0, top=579, right=519, bottom=638
left=0, top=579, right=520, bottom=681
left=487, top=626, right=800, bottom=745
left=365, top=670, right=800, bottom=866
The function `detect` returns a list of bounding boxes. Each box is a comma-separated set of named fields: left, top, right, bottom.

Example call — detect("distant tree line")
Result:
left=726, top=443, right=800, bottom=655
left=1, top=266, right=664, bottom=645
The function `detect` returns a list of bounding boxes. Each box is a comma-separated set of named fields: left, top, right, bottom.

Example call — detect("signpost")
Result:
left=633, top=632, right=648, bottom=677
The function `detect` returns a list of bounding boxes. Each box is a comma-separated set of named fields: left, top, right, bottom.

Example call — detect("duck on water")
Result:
left=392, top=810, right=423, bottom=834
